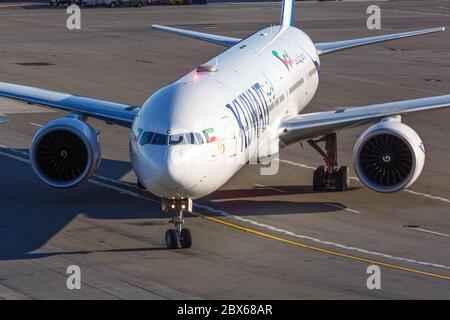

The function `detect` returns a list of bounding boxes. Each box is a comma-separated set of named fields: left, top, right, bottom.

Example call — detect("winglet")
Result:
left=280, top=0, right=295, bottom=27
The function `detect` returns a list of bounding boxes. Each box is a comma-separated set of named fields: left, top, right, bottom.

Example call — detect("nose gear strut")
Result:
left=162, top=198, right=193, bottom=249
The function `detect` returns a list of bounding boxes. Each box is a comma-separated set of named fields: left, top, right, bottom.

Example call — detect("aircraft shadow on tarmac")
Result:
left=0, top=148, right=351, bottom=260
left=206, top=185, right=360, bottom=199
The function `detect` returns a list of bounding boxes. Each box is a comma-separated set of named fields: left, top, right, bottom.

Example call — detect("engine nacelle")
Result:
left=30, top=116, right=101, bottom=188
left=353, top=117, right=425, bottom=193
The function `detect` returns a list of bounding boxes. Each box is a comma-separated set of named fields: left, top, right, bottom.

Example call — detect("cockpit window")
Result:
left=169, top=134, right=185, bottom=145
left=140, top=132, right=168, bottom=145
left=194, top=132, right=205, bottom=145
left=139, top=131, right=205, bottom=146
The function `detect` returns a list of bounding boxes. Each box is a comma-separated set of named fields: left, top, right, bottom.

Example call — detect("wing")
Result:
left=315, top=27, right=445, bottom=56
left=0, top=82, right=139, bottom=127
left=152, top=24, right=241, bottom=47
left=279, top=95, right=450, bottom=145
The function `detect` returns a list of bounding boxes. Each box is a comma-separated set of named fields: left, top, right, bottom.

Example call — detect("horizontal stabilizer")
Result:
left=152, top=24, right=241, bottom=47
left=316, top=27, right=445, bottom=56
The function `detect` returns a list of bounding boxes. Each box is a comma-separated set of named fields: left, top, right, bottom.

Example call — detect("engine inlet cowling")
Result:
left=30, top=117, right=101, bottom=188
left=353, top=118, right=425, bottom=193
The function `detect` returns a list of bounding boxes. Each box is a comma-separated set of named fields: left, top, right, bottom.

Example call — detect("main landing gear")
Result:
left=162, top=198, right=193, bottom=249
left=307, top=133, right=350, bottom=192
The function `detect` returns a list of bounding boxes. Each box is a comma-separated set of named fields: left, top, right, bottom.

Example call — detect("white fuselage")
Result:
left=130, top=26, right=320, bottom=199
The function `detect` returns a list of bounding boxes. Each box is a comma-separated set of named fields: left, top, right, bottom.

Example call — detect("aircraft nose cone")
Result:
left=164, top=148, right=186, bottom=186
left=141, top=147, right=187, bottom=196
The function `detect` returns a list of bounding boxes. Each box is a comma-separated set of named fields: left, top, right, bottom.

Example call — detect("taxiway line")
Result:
left=1, top=147, right=449, bottom=281
left=413, top=228, right=450, bottom=238
left=253, top=183, right=286, bottom=193
left=192, top=213, right=450, bottom=281
left=279, top=159, right=450, bottom=205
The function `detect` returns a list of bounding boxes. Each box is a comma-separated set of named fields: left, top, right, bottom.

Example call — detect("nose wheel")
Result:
left=162, top=198, right=193, bottom=249
left=308, top=133, right=350, bottom=192
left=165, top=228, right=192, bottom=249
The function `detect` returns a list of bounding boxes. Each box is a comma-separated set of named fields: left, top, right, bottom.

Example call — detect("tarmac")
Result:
left=0, top=0, right=449, bottom=299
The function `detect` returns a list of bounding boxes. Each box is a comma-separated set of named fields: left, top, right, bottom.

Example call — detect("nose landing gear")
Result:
left=162, top=198, right=193, bottom=249
left=308, top=133, right=350, bottom=192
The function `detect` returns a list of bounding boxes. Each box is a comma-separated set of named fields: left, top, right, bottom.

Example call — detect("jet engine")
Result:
left=30, top=116, right=101, bottom=188
left=353, top=117, right=425, bottom=193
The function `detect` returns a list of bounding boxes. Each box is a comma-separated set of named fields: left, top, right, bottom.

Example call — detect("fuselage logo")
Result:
left=272, top=50, right=293, bottom=71
left=225, top=82, right=270, bottom=152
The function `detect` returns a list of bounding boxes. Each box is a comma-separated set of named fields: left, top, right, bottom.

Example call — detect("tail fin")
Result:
left=280, top=0, right=295, bottom=27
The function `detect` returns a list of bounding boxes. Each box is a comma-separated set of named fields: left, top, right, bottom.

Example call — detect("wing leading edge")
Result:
left=0, top=82, right=139, bottom=127
left=315, top=27, right=445, bottom=56
left=279, top=95, right=450, bottom=145
left=151, top=24, right=241, bottom=47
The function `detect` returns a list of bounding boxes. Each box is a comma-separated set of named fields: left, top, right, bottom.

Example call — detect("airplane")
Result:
left=0, top=0, right=449, bottom=249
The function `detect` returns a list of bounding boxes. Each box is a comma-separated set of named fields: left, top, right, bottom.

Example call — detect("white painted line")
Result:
left=194, top=203, right=450, bottom=271
left=0, top=150, right=29, bottom=163
left=257, top=169, right=360, bottom=212
left=253, top=183, right=286, bottom=193
left=279, top=159, right=316, bottom=170
left=413, top=228, right=450, bottom=238
left=384, top=8, right=450, bottom=18
left=403, top=189, right=450, bottom=204
left=279, top=158, right=450, bottom=205
left=29, top=122, right=42, bottom=128
left=324, top=202, right=361, bottom=214
left=93, top=174, right=137, bottom=189
left=1, top=146, right=450, bottom=271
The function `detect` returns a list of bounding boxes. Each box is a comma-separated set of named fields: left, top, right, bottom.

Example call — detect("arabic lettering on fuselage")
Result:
left=225, top=82, right=271, bottom=152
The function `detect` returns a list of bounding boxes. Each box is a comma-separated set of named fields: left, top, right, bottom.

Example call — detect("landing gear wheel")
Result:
left=313, top=166, right=325, bottom=191
left=162, top=199, right=193, bottom=250
left=336, top=166, right=349, bottom=192
left=165, top=229, right=179, bottom=249
left=179, top=228, right=192, bottom=249
left=308, top=133, right=350, bottom=192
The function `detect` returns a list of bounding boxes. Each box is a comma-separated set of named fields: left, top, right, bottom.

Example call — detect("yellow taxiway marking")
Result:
left=0, top=148, right=448, bottom=281
left=191, top=212, right=450, bottom=281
